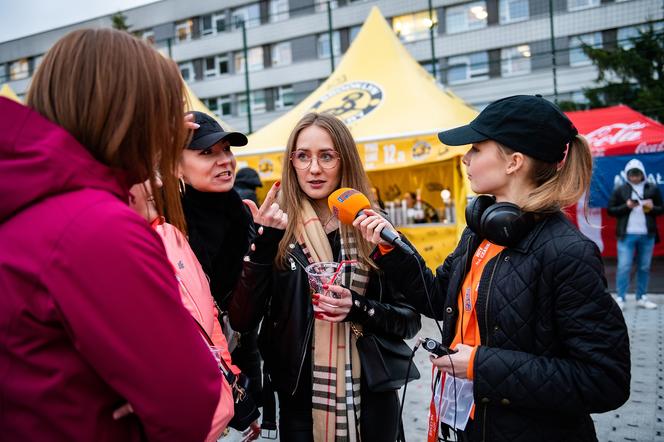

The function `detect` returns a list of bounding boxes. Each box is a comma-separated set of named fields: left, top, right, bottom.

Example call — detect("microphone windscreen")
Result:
left=328, top=188, right=371, bottom=225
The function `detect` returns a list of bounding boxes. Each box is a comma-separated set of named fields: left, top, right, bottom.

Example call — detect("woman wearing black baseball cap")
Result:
left=351, top=95, right=630, bottom=441
left=177, top=111, right=278, bottom=441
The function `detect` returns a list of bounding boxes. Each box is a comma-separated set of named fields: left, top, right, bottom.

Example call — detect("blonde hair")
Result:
left=27, top=28, right=188, bottom=232
left=499, top=135, right=593, bottom=213
left=276, top=113, right=378, bottom=269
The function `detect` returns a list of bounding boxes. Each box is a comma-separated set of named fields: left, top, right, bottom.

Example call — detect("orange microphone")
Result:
left=328, top=188, right=414, bottom=255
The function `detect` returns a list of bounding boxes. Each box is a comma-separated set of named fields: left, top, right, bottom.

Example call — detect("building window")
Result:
left=350, top=25, right=361, bottom=43
left=269, top=0, right=289, bottom=23
left=271, top=42, right=292, bottom=67
left=237, top=90, right=267, bottom=116
left=0, top=64, right=5, bottom=82
left=315, top=1, right=338, bottom=12
left=567, top=0, right=599, bottom=11
left=232, top=3, right=261, bottom=29
left=275, top=85, right=295, bottom=109
left=175, top=19, right=193, bottom=42
left=217, top=54, right=229, bottom=75
left=501, top=45, right=531, bottom=76
left=446, top=2, right=487, bottom=34
left=219, top=95, right=232, bottom=116
left=33, top=55, right=44, bottom=73
left=9, top=59, right=29, bottom=80
left=392, top=10, right=438, bottom=43
left=569, top=32, right=602, bottom=66
left=234, top=47, right=265, bottom=73
left=141, top=29, right=155, bottom=45
left=179, top=61, right=194, bottom=82
left=618, top=23, right=663, bottom=50
left=447, top=52, right=489, bottom=84
left=201, top=13, right=227, bottom=36
left=317, top=31, right=341, bottom=59
left=205, top=97, right=219, bottom=114
left=204, top=57, right=216, bottom=78
left=499, top=0, right=529, bottom=24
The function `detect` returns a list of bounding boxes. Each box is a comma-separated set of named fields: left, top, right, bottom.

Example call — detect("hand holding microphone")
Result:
left=328, top=188, right=414, bottom=255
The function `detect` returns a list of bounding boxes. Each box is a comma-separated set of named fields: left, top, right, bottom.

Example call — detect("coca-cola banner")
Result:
left=589, top=153, right=664, bottom=208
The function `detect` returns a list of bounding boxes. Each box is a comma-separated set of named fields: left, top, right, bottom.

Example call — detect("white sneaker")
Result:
left=616, top=298, right=625, bottom=311
left=636, top=297, right=657, bottom=309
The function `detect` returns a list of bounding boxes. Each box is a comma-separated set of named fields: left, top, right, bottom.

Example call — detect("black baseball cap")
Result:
left=438, top=95, right=578, bottom=163
left=187, top=111, right=248, bottom=150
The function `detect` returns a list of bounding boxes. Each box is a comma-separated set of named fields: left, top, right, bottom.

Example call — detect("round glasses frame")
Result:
left=289, top=150, right=341, bottom=170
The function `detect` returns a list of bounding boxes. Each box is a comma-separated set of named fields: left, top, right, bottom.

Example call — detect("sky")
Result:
left=0, top=0, right=159, bottom=43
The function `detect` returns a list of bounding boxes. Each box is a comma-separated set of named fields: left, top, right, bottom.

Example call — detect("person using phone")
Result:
left=608, top=158, right=663, bottom=310
left=352, top=95, right=630, bottom=441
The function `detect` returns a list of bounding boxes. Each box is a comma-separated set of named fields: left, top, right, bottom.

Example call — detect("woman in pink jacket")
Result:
left=129, top=176, right=264, bottom=441
left=0, top=29, right=225, bottom=441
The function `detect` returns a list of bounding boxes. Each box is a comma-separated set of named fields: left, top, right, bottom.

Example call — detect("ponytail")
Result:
left=521, top=135, right=593, bottom=213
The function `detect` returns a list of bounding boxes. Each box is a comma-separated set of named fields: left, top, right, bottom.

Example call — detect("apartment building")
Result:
left=1, top=0, right=661, bottom=133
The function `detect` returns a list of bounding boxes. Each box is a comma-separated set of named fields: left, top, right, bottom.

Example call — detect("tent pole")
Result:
left=548, top=0, right=559, bottom=103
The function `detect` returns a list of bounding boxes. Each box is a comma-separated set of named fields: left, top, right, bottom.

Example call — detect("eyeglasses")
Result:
left=290, top=150, right=341, bottom=170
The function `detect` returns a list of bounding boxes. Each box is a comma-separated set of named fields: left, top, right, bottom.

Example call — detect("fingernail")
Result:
left=312, top=293, right=320, bottom=299
left=275, top=181, right=281, bottom=187
left=322, top=284, right=328, bottom=289
left=192, top=123, right=200, bottom=129
left=315, top=313, right=323, bottom=319
left=312, top=300, right=319, bottom=305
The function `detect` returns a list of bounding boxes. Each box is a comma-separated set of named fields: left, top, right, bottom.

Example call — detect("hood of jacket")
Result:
left=0, top=97, right=128, bottom=223
left=624, top=158, right=646, bottom=177
left=234, top=167, right=262, bottom=189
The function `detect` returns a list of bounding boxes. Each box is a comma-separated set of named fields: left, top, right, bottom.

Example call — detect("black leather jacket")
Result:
left=376, top=212, right=630, bottom=442
left=229, top=227, right=421, bottom=395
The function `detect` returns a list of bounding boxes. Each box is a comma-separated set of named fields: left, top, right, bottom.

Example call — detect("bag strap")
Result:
left=191, top=317, right=236, bottom=386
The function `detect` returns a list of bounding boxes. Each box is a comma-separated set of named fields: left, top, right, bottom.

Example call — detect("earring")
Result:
left=178, top=177, right=186, bottom=195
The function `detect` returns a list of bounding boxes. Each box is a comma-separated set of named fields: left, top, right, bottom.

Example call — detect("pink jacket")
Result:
left=153, top=220, right=237, bottom=441
left=0, top=97, right=221, bottom=441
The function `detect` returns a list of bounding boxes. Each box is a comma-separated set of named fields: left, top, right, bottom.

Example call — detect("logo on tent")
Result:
left=310, top=81, right=383, bottom=125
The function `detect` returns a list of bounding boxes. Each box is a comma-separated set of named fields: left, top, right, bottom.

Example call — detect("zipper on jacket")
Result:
left=481, top=251, right=502, bottom=442
left=286, top=250, right=316, bottom=395
left=293, top=315, right=314, bottom=395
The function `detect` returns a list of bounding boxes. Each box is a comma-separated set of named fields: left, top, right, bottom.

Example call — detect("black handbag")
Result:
left=352, top=324, right=420, bottom=392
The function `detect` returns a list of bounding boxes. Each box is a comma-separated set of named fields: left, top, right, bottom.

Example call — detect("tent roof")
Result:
left=0, top=84, right=21, bottom=103
left=566, top=105, right=664, bottom=157
left=240, top=6, right=477, bottom=157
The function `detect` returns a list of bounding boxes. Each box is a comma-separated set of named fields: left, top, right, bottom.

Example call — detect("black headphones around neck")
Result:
left=465, top=195, right=535, bottom=248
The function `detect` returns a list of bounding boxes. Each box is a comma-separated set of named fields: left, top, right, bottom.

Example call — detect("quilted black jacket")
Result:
left=376, top=212, right=630, bottom=442
left=229, top=227, right=421, bottom=396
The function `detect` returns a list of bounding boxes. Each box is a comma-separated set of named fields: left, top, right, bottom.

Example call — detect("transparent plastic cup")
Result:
left=305, top=261, right=341, bottom=299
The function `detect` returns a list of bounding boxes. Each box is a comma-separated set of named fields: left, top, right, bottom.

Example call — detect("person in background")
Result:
left=0, top=28, right=221, bottom=441
left=403, top=191, right=440, bottom=223
left=230, top=112, right=421, bottom=441
left=179, top=111, right=264, bottom=414
left=234, top=167, right=263, bottom=205
left=608, top=158, right=662, bottom=310
left=370, top=186, right=386, bottom=210
left=354, top=95, right=630, bottom=441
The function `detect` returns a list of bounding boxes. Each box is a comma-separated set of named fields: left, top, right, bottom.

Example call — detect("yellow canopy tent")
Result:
left=236, top=6, right=477, bottom=265
left=0, top=84, right=22, bottom=103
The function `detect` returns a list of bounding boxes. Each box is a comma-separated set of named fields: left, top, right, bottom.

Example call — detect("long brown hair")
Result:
left=276, top=113, right=378, bottom=269
left=27, top=28, right=188, bottom=231
left=499, top=135, right=593, bottom=213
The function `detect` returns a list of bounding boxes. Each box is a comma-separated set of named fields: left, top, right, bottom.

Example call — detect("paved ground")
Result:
left=223, top=258, right=664, bottom=441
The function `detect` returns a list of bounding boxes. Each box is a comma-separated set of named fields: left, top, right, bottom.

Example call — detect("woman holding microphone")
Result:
left=229, top=112, right=421, bottom=441
left=352, top=95, right=630, bottom=441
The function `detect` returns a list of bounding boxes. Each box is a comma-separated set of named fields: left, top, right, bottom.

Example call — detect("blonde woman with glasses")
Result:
left=230, top=112, right=421, bottom=441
